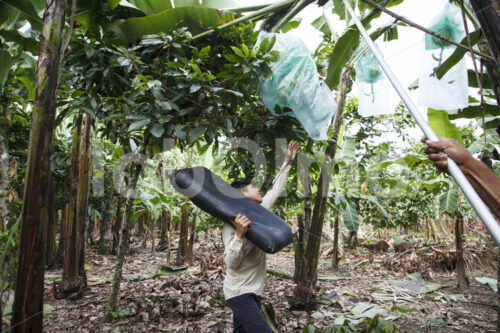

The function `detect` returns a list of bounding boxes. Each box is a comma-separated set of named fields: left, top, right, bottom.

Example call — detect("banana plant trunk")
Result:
left=46, top=172, right=57, bottom=268
left=293, top=68, right=352, bottom=310
left=12, top=0, right=65, bottom=331
left=470, top=0, right=500, bottom=69
left=55, top=202, right=69, bottom=267
left=56, top=114, right=92, bottom=299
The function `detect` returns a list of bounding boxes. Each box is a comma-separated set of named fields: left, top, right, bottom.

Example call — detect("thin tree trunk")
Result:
left=497, top=248, right=500, bottom=332
left=112, top=196, right=125, bottom=255
left=0, top=133, right=8, bottom=231
left=332, top=213, right=340, bottom=269
left=186, top=210, right=198, bottom=265
left=104, top=135, right=148, bottom=322
left=139, top=214, right=146, bottom=248
left=98, top=189, right=115, bottom=255
left=55, top=203, right=69, bottom=268
left=167, top=210, right=172, bottom=265
left=150, top=215, right=156, bottom=256
left=455, top=214, right=469, bottom=290
left=86, top=214, right=96, bottom=245
left=176, top=201, right=190, bottom=266
left=292, top=68, right=352, bottom=310
left=12, top=0, right=65, bottom=330
left=293, top=214, right=305, bottom=283
left=0, top=91, right=8, bottom=232
left=46, top=172, right=57, bottom=268
left=157, top=158, right=168, bottom=251
left=303, top=139, right=314, bottom=234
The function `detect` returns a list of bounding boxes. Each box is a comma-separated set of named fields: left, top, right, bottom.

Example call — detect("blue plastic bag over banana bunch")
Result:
left=257, top=31, right=337, bottom=141
left=418, top=2, right=468, bottom=110
left=354, top=42, right=398, bottom=117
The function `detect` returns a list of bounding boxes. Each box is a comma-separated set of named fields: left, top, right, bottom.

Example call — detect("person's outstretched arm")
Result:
left=261, top=141, right=298, bottom=210
left=423, top=137, right=500, bottom=219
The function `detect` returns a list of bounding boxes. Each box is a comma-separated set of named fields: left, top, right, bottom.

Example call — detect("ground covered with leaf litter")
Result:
left=40, top=229, right=498, bottom=332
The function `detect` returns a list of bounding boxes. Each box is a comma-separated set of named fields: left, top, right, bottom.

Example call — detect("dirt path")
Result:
left=42, top=234, right=498, bottom=332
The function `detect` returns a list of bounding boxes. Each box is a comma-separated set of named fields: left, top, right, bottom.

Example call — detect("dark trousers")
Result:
left=226, top=293, right=272, bottom=333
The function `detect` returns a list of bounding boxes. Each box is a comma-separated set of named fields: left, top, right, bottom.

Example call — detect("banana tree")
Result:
left=291, top=0, right=404, bottom=310
left=12, top=0, right=65, bottom=331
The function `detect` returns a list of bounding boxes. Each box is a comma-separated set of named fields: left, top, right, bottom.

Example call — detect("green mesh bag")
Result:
left=418, top=2, right=468, bottom=110
left=354, top=43, right=397, bottom=117
left=425, top=3, right=464, bottom=51
left=355, top=47, right=383, bottom=84
left=258, top=31, right=337, bottom=141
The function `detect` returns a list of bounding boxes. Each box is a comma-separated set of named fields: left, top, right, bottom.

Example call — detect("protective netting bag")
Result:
left=354, top=43, right=398, bottom=117
left=418, top=2, right=468, bottom=110
left=258, top=31, right=337, bottom=141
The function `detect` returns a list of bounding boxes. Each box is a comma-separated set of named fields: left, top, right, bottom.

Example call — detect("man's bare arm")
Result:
left=261, top=141, right=298, bottom=209
left=423, top=137, right=500, bottom=219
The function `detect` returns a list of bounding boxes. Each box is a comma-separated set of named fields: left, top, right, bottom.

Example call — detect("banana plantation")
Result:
left=1, top=0, right=500, bottom=332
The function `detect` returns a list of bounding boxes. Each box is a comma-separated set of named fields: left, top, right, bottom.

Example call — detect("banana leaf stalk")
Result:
left=193, top=0, right=296, bottom=40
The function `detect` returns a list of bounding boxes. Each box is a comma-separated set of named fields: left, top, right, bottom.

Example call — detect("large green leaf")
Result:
left=324, top=12, right=393, bottom=90
left=108, top=0, right=121, bottom=10
left=311, top=15, right=330, bottom=35
left=482, top=116, right=500, bottom=129
left=435, top=29, right=482, bottom=80
left=128, top=119, right=151, bottom=131
left=17, top=75, right=35, bottom=99
left=439, top=189, right=458, bottom=213
left=0, top=29, right=39, bottom=54
left=325, top=28, right=359, bottom=90
left=427, top=109, right=463, bottom=144
left=0, top=50, right=12, bottom=88
left=419, top=178, right=452, bottom=194
left=173, top=0, right=200, bottom=7
left=281, top=18, right=301, bottom=33
left=336, top=137, right=356, bottom=160
left=374, top=155, right=430, bottom=170
left=449, top=103, right=499, bottom=120
left=1, top=0, right=42, bottom=30
left=124, top=7, right=236, bottom=40
left=129, top=0, right=172, bottom=15
left=341, top=199, right=359, bottom=232
left=201, top=0, right=238, bottom=8
left=332, top=0, right=354, bottom=20
left=467, top=69, right=492, bottom=89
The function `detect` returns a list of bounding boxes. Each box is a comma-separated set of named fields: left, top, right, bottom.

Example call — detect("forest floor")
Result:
left=39, top=228, right=499, bottom=332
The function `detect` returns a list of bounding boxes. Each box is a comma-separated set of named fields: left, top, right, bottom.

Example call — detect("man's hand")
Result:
left=233, top=214, right=251, bottom=239
left=421, top=137, right=473, bottom=173
left=285, top=141, right=299, bottom=165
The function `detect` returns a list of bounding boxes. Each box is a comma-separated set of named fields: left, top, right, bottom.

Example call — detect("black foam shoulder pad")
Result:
left=171, top=167, right=293, bottom=254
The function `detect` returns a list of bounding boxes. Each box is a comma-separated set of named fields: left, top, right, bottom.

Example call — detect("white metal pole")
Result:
left=342, top=0, right=500, bottom=245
